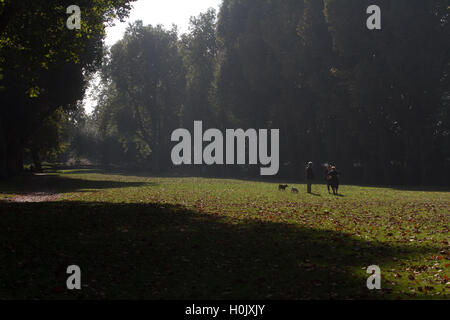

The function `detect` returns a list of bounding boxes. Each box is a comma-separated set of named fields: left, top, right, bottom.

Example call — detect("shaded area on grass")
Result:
left=389, top=186, right=450, bottom=193
left=0, top=173, right=156, bottom=197
left=0, top=201, right=442, bottom=300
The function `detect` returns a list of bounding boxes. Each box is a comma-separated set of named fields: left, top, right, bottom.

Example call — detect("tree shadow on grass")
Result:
left=0, top=173, right=155, bottom=196
left=389, top=186, right=450, bottom=193
left=0, top=201, right=444, bottom=300
left=350, top=183, right=450, bottom=193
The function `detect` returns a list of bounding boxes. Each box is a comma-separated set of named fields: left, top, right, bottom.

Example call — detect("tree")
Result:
left=97, top=22, right=186, bottom=171
left=26, top=107, right=68, bottom=172
left=0, top=0, right=135, bottom=178
left=324, top=0, right=449, bottom=184
left=180, top=8, right=219, bottom=128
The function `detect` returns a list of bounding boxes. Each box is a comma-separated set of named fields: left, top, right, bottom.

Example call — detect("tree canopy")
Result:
left=0, top=0, right=135, bottom=177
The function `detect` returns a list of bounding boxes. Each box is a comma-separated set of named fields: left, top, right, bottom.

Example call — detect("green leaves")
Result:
left=0, top=0, right=137, bottom=178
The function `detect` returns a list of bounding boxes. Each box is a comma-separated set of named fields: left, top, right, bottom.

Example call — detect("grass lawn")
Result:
left=0, top=168, right=449, bottom=299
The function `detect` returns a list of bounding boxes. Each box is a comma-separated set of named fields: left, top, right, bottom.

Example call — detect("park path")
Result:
left=1, top=173, right=62, bottom=203
left=3, top=192, right=61, bottom=203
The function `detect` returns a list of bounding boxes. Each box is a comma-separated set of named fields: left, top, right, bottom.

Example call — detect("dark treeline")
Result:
left=1, top=1, right=449, bottom=186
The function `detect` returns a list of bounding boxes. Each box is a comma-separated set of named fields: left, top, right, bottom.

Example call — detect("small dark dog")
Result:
left=291, top=187, right=299, bottom=194
left=278, top=184, right=288, bottom=191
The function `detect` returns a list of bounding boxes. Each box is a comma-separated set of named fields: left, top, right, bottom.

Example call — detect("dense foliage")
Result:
left=94, top=1, right=448, bottom=185
left=0, top=0, right=135, bottom=177
left=1, top=1, right=448, bottom=186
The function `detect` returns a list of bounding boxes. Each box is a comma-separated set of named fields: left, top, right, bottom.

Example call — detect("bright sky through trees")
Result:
left=84, top=0, right=221, bottom=112
left=105, top=0, right=221, bottom=46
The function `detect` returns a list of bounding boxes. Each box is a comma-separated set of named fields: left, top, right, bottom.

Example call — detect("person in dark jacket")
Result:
left=305, top=161, right=315, bottom=193
left=328, top=166, right=340, bottom=195
left=324, top=163, right=332, bottom=193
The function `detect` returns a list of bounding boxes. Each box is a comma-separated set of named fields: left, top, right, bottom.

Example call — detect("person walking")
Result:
left=328, top=166, right=340, bottom=195
left=306, top=161, right=315, bottom=193
left=325, top=163, right=332, bottom=193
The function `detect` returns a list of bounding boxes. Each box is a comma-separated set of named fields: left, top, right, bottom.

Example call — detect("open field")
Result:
left=0, top=169, right=449, bottom=299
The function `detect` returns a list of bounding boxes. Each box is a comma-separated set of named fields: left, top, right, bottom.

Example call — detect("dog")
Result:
left=291, top=187, right=299, bottom=194
left=278, top=184, right=288, bottom=191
